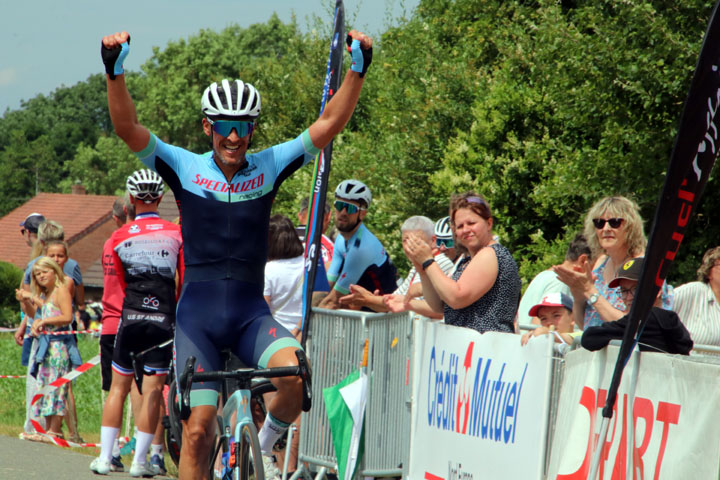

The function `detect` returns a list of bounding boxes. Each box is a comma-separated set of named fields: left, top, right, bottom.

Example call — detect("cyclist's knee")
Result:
left=184, top=410, right=216, bottom=448
left=108, top=374, right=132, bottom=398
left=275, top=374, right=303, bottom=400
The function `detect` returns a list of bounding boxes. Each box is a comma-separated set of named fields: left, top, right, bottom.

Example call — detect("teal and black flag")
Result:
left=301, top=0, right=345, bottom=346
left=602, top=0, right=720, bottom=420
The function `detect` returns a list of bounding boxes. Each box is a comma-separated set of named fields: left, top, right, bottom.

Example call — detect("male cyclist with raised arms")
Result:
left=318, top=179, right=397, bottom=310
left=100, top=29, right=373, bottom=480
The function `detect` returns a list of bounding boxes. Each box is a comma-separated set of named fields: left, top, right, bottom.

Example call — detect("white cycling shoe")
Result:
left=262, top=454, right=282, bottom=480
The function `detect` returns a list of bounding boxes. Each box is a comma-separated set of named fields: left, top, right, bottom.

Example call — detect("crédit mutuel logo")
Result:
left=425, top=342, right=527, bottom=444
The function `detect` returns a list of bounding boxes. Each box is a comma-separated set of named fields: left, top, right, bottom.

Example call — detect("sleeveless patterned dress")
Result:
left=443, top=244, right=521, bottom=334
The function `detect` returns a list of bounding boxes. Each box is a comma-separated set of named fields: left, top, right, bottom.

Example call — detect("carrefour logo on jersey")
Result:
left=193, top=173, right=264, bottom=193
left=426, top=342, right=527, bottom=445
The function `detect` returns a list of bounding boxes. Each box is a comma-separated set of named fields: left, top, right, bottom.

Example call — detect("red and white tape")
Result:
left=0, top=374, right=25, bottom=379
left=29, top=355, right=101, bottom=448
left=43, top=329, right=99, bottom=336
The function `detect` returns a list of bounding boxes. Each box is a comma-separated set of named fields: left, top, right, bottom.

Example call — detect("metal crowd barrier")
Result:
left=295, top=315, right=720, bottom=479
left=293, top=308, right=414, bottom=479
left=690, top=342, right=720, bottom=357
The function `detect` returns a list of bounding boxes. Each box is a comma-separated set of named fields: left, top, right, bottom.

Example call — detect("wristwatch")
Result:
left=421, top=258, right=435, bottom=271
left=588, top=293, right=600, bottom=305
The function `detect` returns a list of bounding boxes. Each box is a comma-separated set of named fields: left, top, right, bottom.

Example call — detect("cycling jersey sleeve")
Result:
left=134, top=133, right=192, bottom=176
left=326, top=236, right=345, bottom=285
left=333, top=244, right=380, bottom=294
left=269, top=129, right=320, bottom=178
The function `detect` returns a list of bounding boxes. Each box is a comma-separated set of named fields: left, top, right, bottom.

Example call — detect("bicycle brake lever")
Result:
left=130, top=351, right=145, bottom=395
left=295, top=350, right=312, bottom=412
left=179, top=357, right=196, bottom=421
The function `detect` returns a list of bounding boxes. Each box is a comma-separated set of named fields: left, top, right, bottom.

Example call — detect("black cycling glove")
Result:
left=101, top=36, right=131, bottom=80
left=346, top=34, right=372, bottom=78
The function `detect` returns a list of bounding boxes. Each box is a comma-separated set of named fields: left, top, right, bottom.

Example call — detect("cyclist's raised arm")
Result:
left=102, top=31, right=151, bottom=153
left=308, top=30, right=372, bottom=150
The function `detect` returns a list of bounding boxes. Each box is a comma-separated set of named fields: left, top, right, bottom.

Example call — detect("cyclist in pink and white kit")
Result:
left=91, top=170, right=183, bottom=477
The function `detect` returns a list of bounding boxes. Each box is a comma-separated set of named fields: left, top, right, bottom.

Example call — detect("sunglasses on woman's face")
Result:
left=592, top=217, right=624, bottom=229
left=436, top=238, right=454, bottom=249
left=334, top=200, right=361, bottom=214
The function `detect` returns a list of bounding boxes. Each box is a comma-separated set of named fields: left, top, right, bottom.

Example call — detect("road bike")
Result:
left=177, top=350, right=312, bottom=480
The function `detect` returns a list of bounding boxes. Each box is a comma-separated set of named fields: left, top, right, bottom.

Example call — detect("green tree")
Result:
left=0, top=130, right=59, bottom=210
left=0, top=261, right=23, bottom=327
left=1, top=2, right=718, bottom=287
left=61, top=135, right=145, bottom=196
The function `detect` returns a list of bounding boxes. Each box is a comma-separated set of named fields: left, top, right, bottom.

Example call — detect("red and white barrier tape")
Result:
left=2, top=328, right=99, bottom=336
left=29, top=355, right=101, bottom=448
left=43, top=329, right=99, bottom=336
left=0, top=374, right=25, bottom=379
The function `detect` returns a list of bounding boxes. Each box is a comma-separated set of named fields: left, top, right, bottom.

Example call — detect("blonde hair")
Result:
left=30, top=220, right=65, bottom=260
left=30, top=256, right=66, bottom=295
left=697, top=246, right=720, bottom=283
left=583, top=196, right=646, bottom=259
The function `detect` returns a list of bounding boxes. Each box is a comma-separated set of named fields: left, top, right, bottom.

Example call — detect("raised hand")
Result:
left=346, top=30, right=373, bottom=77
left=101, top=31, right=131, bottom=79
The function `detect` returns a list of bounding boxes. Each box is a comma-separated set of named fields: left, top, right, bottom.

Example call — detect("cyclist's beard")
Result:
left=337, top=217, right=362, bottom=233
left=211, top=132, right=250, bottom=170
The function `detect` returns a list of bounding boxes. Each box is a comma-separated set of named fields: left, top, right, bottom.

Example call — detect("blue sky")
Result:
left=0, top=0, right=418, bottom=113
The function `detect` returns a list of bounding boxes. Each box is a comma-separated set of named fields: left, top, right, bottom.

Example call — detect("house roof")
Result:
left=2, top=189, right=182, bottom=291
left=0, top=192, right=117, bottom=270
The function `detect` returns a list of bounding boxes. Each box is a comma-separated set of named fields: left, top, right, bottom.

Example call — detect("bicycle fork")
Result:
left=223, top=389, right=255, bottom=476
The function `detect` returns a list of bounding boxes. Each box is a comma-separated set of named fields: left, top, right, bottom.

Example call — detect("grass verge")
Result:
left=0, top=332, right=178, bottom=477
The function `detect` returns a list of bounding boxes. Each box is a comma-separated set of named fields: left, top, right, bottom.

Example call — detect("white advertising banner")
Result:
left=547, top=346, right=720, bottom=479
left=408, top=321, right=555, bottom=480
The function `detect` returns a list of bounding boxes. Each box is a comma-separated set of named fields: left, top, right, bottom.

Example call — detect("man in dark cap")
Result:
left=581, top=257, right=693, bottom=354
left=19, top=213, right=45, bottom=247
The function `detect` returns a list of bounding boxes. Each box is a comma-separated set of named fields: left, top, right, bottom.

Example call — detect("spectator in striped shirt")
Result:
left=673, top=246, right=720, bottom=346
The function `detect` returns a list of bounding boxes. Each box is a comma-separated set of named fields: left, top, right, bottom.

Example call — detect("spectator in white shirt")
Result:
left=673, top=246, right=720, bottom=346
left=264, top=215, right=305, bottom=340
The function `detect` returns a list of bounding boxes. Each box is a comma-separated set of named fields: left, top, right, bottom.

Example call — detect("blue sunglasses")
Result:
left=334, top=200, right=362, bottom=214
left=207, top=119, right=255, bottom=137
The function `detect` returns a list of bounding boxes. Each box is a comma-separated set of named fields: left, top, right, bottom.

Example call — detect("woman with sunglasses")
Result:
left=553, top=195, right=672, bottom=329
left=403, top=192, right=521, bottom=334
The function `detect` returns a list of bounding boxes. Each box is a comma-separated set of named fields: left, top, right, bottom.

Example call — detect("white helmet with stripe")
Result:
left=201, top=79, right=261, bottom=119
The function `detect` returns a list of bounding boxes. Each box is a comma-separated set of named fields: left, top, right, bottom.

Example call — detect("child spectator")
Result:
left=521, top=293, right=578, bottom=350
left=17, top=257, right=73, bottom=442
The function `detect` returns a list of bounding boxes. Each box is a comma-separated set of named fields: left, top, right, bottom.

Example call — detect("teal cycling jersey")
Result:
left=327, top=223, right=397, bottom=295
left=135, top=130, right=320, bottom=285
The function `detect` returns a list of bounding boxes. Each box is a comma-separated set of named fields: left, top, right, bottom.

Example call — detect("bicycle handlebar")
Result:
left=178, top=349, right=312, bottom=421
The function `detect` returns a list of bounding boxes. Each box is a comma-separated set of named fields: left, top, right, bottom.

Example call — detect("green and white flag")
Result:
left=323, top=369, right=368, bottom=480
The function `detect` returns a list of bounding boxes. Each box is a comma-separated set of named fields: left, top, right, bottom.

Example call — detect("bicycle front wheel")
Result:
left=235, top=422, right=264, bottom=480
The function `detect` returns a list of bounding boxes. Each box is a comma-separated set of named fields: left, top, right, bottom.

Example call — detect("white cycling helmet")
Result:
left=434, top=216, right=453, bottom=239
left=201, top=79, right=261, bottom=119
left=127, top=169, right=164, bottom=203
left=335, top=179, right=372, bottom=208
